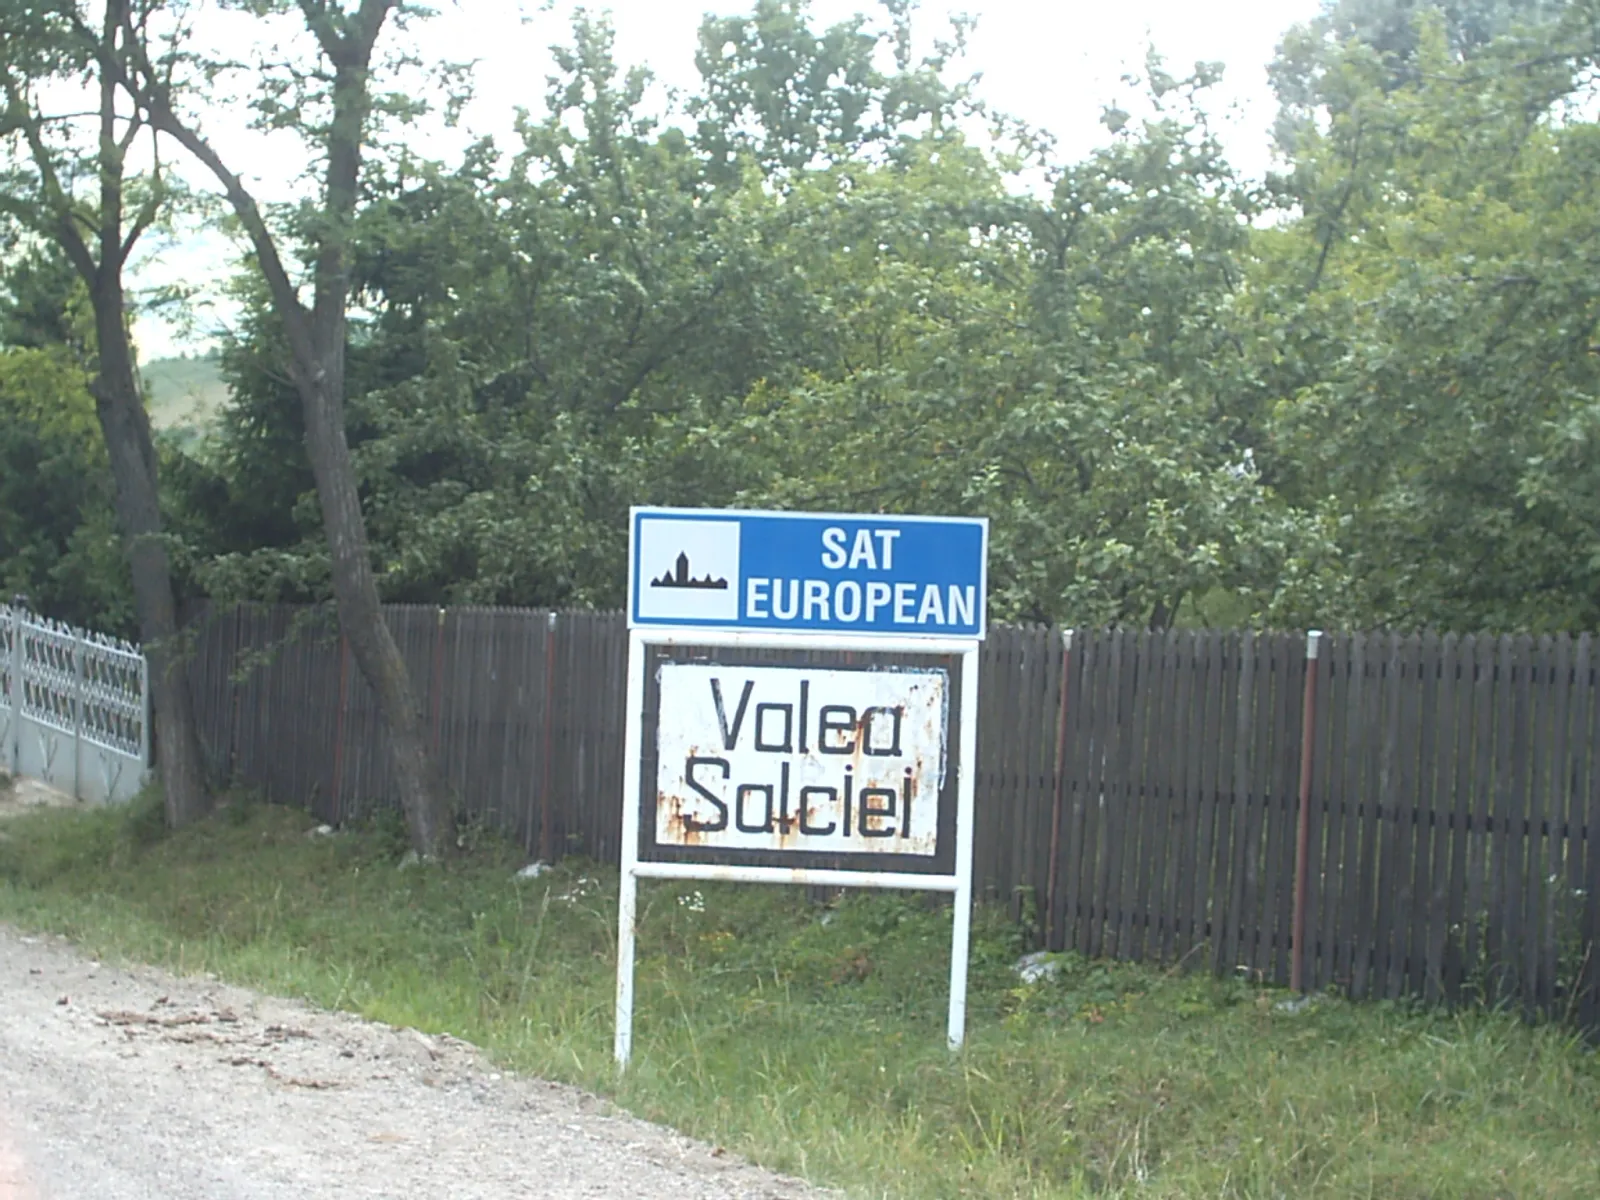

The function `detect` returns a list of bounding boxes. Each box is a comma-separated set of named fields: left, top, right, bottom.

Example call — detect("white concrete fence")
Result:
left=0, top=603, right=149, bottom=804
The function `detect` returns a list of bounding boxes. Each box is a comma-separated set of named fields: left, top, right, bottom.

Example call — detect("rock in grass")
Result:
left=1014, top=951, right=1064, bottom=985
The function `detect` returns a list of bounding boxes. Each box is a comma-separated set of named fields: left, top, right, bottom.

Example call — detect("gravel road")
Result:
left=0, top=925, right=827, bottom=1199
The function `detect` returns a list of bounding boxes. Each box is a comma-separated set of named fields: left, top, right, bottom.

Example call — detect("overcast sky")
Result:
left=132, top=0, right=1324, bottom=358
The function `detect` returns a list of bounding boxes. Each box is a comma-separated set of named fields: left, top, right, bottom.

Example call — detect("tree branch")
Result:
left=3, top=79, right=97, bottom=286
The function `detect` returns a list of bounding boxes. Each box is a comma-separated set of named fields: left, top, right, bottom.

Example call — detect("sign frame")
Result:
left=614, top=509, right=985, bottom=1069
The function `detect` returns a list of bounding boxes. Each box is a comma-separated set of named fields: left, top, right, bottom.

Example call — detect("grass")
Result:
left=0, top=795, right=1597, bottom=1199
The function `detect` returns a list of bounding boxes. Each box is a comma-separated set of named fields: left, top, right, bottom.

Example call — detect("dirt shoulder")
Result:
left=0, top=925, right=827, bottom=1199
left=0, top=777, right=85, bottom=822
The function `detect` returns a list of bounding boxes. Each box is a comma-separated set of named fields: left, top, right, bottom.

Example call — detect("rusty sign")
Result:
left=654, top=663, right=948, bottom=858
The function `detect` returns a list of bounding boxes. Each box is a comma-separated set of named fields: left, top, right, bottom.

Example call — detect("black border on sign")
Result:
left=638, top=644, right=962, bottom=875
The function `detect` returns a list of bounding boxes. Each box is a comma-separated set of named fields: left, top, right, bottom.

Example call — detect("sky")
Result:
left=130, top=0, right=1325, bottom=358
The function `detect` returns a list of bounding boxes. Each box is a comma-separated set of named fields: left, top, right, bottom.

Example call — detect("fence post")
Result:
left=1045, top=629, right=1074, bottom=950
left=1292, top=629, right=1323, bottom=993
left=139, top=634, right=151, bottom=772
left=72, top=629, right=85, bottom=801
left=7, top=605, right=20, bottom=777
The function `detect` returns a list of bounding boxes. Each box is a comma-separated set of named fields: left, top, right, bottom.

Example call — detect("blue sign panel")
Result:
left=628, top=507, right=988, bottom=639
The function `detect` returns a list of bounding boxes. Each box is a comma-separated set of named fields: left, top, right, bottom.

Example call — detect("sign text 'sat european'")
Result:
left=655, top=663, right=947, bottom=856
left=629, top=508, right=988, bottom=639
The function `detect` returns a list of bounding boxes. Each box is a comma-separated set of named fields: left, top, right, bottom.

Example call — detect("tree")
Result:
left=0, top=344, right=132, bottom=632
left=1259, top=2, right=1600, bottom=630
left=0, top=1, right=210, bottom=825
left=92, top=0, right=455, bottom=855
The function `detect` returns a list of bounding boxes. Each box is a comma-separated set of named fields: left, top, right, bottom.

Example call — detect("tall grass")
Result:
left=1, top=796, right=1596, bottom=1198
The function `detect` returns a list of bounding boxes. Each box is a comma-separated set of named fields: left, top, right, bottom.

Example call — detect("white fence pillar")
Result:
left=3, top=604, right=149, bottom=805
left=4, top=605, right=19, bottom=777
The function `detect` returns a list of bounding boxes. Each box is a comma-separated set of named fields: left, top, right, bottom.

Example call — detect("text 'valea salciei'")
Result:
left=655, top=664, right=948, bottom=855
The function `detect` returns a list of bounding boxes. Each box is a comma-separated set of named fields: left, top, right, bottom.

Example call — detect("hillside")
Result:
left=141, top=353, right=230, bottom=434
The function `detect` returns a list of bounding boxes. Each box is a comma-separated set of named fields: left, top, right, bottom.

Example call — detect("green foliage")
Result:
left=135, top=0, right=1600, bottom=633
left=1259, top=0, right=1600, bottom=630
left=2, top=801, right=1599, bottom=1198
left=0, top=346, right=133, bottom=632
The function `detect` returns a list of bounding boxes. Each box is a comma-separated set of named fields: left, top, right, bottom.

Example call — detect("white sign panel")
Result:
left=655, top=664, right=948, bottom=856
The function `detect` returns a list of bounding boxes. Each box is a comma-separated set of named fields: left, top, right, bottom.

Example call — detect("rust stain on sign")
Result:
left=653, top=663, right=948, bottom=857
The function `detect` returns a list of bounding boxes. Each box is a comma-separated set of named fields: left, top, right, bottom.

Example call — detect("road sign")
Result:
left=615, top=507, right=986, bottom=1069
left=629, top=507, right=988, bottom=639
left=650, top=662, right=954, bottom=864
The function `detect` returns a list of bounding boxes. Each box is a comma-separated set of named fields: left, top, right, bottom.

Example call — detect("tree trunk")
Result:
left=117, top=0, right=454, bottom=856
left=88, top=290, right=210, bottom=827
left=300, top=368, right=453, bottom=858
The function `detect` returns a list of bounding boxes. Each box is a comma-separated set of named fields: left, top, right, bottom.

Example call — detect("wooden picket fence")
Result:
left=184, top=605, right=1600, bottom=1029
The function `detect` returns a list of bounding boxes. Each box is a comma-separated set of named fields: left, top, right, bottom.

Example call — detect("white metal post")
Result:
left=613, top=630, right=647, bottom=1068
left=947, top=644, right=980, bottom=1050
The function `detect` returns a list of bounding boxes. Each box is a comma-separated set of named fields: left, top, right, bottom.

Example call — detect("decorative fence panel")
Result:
left=184, top=605, right=1600, bottom=1032
left=2, top=604, right=149, bottom=804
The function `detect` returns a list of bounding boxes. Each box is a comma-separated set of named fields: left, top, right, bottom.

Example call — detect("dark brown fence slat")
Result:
left=972, top=634, right=1001, bottom=897
left=1507, top=635, right=1535, bottom=1006
left=1391, top=634, right=1423, bottom=998
left=1240, top=634, right=1272, bottom=979
left=1167, top=631, right=1201, bottom=964
left=1349, top=634, right=1380, bottom=999
left=1464, top=635, right=1497, bottom=1000
left=1095, top=629, right=1128, bottom=959
left=1371, top=634, right=1403, bottom=999
left=1531, top=636, right=1560, bottom=1014
left=1113, top=631, right=1151, bottom=959
left=1326, top=635, right=1358, bottom=992
left=1062, top=629, right=1098, bottom=954
left=1440, top=634, right=1473, bottom=1001
left=995, top=629, right=1025, bottom=917
left=1196, top=633, right=1228, bottom=972
left=1266, top=634, right=1300, bottom=984
left=1020, top=628, right=1051, bottom=927
left=1423, top=634, right=1456, bottom=1002
left=1305, top=632, right=1335, bottom=990
left=1486, top=636, right=1514, bottom=1002
left=1147, top=632, right=1181, bottom=963
left=1127, top=630, right=1160, bottom=962
left=1581, top=634, right=1600, bottom=1029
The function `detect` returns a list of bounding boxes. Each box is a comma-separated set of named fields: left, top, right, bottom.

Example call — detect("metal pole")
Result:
left=613, top=630, right=646, bottom=1068
left=948, top=644, right=981, bottom=1051
left=1045, top=630, right=1074, bottom=949
left=1291, top=630, right=1323, bottom=993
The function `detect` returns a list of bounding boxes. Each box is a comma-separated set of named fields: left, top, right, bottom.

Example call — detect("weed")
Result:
left=1, top=800, right=1597, bottom=1198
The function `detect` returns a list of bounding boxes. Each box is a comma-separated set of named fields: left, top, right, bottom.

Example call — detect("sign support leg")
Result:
left=948, top=644, right=980, bottom=1050
left=614, top=630, right=646, bottom=1069
left=614, top=865, right=639, bottom=1068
